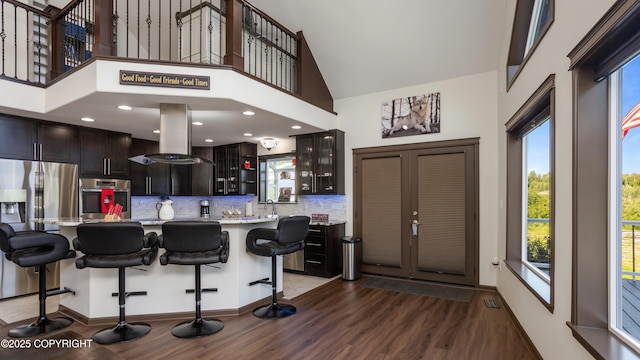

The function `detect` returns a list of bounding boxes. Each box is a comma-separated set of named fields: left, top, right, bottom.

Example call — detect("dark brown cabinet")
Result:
left=129, top=138, right=193, bottom=196
left=213, top=142, right=257, bottom=195
left=192, top=147, right=214, bottom=196
left=80, top=128, right=131, bottom=178
left=0, top=114, right=78, bottom=163
left=304, top=223, right=345, bottom=278
left=129, top=139, right=170, bottom=195
left=296, top=129, right=344, bottom=195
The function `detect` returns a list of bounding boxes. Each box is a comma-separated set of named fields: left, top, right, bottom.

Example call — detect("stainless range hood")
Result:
left=129, top=103, right=213, bottom=165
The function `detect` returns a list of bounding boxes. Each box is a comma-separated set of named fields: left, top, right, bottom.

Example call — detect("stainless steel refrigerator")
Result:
left=0, top=159, right=78, bottom=299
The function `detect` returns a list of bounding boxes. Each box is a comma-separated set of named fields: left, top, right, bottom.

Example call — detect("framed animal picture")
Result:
left=381, top=93, right=440, bottom=138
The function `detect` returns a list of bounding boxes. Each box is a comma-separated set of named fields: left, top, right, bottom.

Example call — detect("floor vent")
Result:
left=484, top=298, right=500, bottom=308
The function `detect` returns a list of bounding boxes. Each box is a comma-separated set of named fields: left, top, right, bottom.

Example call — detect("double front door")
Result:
left=354, top=138, right=478, bottom=286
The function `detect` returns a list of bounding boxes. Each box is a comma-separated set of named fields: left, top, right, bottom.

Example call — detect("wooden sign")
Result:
left=119, top=70, right=210, bottom=90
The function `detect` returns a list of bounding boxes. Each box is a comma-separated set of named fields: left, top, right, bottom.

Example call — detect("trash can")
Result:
left=342, top=236, right=362, bottom=280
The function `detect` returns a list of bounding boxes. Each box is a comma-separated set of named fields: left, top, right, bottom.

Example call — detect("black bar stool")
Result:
left=159, top=220, right=229, bottom=338
left=74, top=222, right=157, bottom=345
left=0, top=223, right=76, bottom=337
left=246, top=216, right=309, bottom=318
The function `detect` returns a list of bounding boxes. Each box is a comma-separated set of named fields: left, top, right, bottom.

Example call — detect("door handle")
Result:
left=412, top=220, right=419, bottom=236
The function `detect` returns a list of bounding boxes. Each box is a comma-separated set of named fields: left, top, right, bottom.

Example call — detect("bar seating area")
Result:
left=246, top=216, right=310, bottom=318
left=158, top=221, right=229, bottom=338
left=73, top=222, right=158, bottom=345
left=0, top=223, right=76, bottom=337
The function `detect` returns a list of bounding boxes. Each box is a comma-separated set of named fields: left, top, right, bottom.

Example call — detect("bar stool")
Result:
left=0, top=223, right=76, bottom=337
left=74, top=222, right=157, bottom=345
left=159, top=220, right=229, bottom=338
left=246, top=216, right=309, bottom=318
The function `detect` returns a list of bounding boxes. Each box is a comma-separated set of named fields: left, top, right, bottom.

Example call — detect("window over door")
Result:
left=506, top=0, right=554, bottom=89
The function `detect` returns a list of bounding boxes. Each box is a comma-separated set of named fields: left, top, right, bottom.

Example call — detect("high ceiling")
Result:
left=1, top=1, right=509, bottom=148
left=249, top=0, right=509, bottom=100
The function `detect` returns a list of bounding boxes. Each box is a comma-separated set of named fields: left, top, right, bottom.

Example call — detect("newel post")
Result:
left=224, top=0, right=244, bottom=71
left=93, top=0, right=114, bottom=56
left=44, top=6, right=64, bottom=82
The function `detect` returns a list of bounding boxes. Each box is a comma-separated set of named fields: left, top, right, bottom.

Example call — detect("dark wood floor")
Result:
left=0, top=276, right=538, bottom=360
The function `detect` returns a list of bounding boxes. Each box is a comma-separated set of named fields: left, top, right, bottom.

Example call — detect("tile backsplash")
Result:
left=131, top=195, right=347, bottom=223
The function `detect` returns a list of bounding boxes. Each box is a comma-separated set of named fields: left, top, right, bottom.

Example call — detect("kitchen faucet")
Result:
left=265, top=199, right=277, bottom=217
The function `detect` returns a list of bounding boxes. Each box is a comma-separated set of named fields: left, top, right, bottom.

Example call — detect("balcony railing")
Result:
left=0, top=0, right=330, bottom=111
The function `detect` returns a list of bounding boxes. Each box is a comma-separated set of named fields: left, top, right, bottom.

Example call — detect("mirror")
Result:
left=259, top=153, right=296, bottom=203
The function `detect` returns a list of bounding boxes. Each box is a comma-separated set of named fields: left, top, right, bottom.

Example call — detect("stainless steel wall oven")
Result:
left=79, top=178, right=131, bottom=219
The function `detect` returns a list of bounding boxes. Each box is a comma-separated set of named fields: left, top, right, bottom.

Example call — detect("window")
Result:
left=258, top=153, right=297, bottom=203
left=568, top=1, right=640, bottom=358
left=609, top=54, right=640, bottom=352
left=506, top=0, right=554, bottom=89
left=505, top=75, right=555, bottom=310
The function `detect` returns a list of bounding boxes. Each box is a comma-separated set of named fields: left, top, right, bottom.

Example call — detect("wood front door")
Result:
left=354, top=138, right=478, bottom=286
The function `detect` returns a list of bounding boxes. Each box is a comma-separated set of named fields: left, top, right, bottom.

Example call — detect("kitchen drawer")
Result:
left=304, top=253, right=327, bottom=274
left=304, top=236, right=327, bottom=253
left=307, top=226, right=327, bottom=236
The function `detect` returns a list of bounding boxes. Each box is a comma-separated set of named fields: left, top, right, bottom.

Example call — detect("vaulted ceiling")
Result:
left=249, top=0, right=509, bottom=100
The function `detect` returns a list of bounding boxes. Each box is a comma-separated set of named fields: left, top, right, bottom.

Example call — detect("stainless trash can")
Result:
left=342, top=237, right=362, bottom=280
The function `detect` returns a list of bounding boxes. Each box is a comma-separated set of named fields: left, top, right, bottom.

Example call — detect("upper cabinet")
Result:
left=192, top=147, right=214, bottom=196
left=129, top=139, right=170, bottom=196
left=296, top=129, right=344, bottom=195
left=80, top=128, right=131, bottom=179
left=0, top=114, right=79, bottom=163
left=214, top=142, right=257, bottom=196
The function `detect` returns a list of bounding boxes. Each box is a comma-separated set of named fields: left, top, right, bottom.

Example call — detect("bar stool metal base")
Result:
left=8, top=317, right=73, bottom=338
left=171, top=318, right=224, bottom=338
left=92, top=323, right=151, bottom=345
left=253, top=303, right=296, bottom=318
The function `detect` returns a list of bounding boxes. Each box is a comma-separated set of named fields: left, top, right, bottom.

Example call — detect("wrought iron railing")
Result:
left=241, top=3, right=296, bottom=92
left=0, top=0, right=50, bottom=85
left=0, top=0, right=301, bottom=96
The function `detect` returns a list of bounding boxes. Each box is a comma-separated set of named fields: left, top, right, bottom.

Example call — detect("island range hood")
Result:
left=129, top=103, right=213, bottom=165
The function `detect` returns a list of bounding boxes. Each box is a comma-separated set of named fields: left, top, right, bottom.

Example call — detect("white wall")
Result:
left=495, top=1, right=616, bottom=359
left=334, top=70, right=500, bottom=287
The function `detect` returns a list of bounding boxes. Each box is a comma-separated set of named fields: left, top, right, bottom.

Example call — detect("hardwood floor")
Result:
left=0, top=276, right=538, bottom=360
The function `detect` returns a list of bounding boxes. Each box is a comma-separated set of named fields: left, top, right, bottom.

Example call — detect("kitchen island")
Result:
left=35, top=217, right=280, bottom=323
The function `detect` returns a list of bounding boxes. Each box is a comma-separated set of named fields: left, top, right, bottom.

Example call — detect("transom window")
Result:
left=506, top=0, right=554, bottom=89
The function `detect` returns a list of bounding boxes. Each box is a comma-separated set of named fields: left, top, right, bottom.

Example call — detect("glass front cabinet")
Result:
left=295, top=129, right=344, bottom=195
left=214, top=142, right=257, bottom=195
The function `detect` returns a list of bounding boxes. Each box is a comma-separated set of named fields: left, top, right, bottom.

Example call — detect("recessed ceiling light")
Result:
left=81, top=117, right=94, bottom=122
left=193, top=121, right=203, bottom=126
left=117, top=105, right=132, bottom=111
left=291, top=125, right=302, bottom=129
left=205, top=139, right=214, bottom=143
left=153, top=129, right=160, bottom=134
left=243, top=111, right=255, bottom=116
left=243, top=133, right=253, bottom=137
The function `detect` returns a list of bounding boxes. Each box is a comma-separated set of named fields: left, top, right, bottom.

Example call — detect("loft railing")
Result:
left=0, top=0, right=330, bottom=111
left=0, top=0, right=50, bottom=85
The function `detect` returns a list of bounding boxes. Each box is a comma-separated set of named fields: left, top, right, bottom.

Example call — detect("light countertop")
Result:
left=33, top=216, right=279, bottom=226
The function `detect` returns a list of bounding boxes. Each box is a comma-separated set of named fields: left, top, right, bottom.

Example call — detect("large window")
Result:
left=506, top=0, right=554, bottom=89
left=505, top=75, right=555, bottom=310
left=568, top=1, right=640, bottom=358
left=609, top=54, right=640, bottom=352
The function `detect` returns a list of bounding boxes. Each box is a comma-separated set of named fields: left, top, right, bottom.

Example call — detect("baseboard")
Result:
left=58, top=292, right=280, bottom=326
left=496, top=290, right=543, bottom=360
